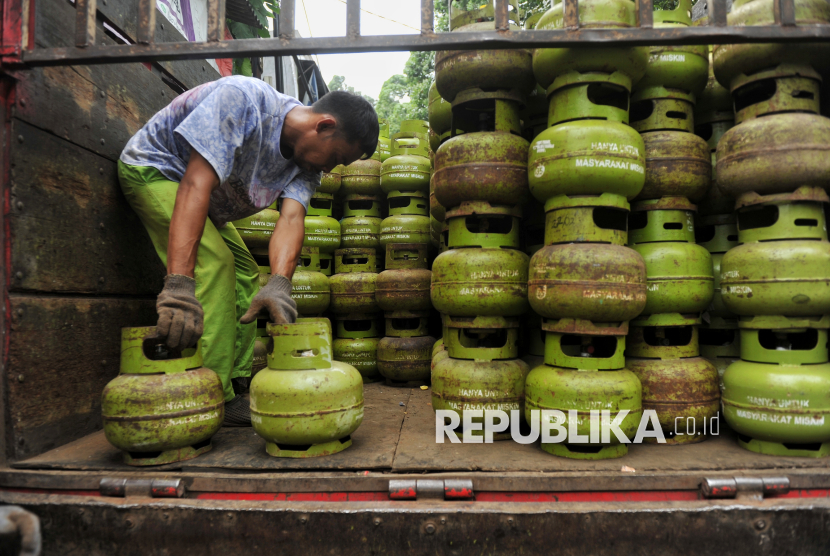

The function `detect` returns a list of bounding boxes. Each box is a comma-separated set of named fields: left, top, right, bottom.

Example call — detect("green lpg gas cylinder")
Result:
left=329, top=248, right=379, bottom=315
left=699, top=319, right=741, bottom=392
left=435, top=2, right=534, bottom=102
left=232, top=207, right=280, bottom=256
left=696, top=215, right=739, bottom=319
left=428, top=82, right=453, bottom=136
left=250, top=319, right=364, bottom=458
left=320, top=165, right=343, bottom=196
left=634, top=0, right=708, bottom=97
left=730, top=66, right=821, bottom=125
left=722, top=316, right=830, bottom=457
left=524, top=362, right=643, bottom=460
left=636, top=130, right=711, bottom=202
left=380, top=192, right=431, bottom=247
left=376, top=243, right=432, bottom=312
left=721, top=199, right=830, bottom=317
left=378, top=119, right=392, bottom=162
left=333, top=314, right=381, bottom=383
left=626, top=319, right=720, bottom=444
left=380, top=134, right=432, bottom=195
left=432, top=334, right=529, bottom=440
left=304, top=209, right=341, bottom=254
left=533, top=0, right=648, bottom=93
left=712, top=0, right=830, bottom=91
left=528, top=120, right=646, bottom=203
left=101, top=327, right=224, bottom=466
left=434, top=131, right=529, bottom=208
left=340, top=195, right=383, bottom=250
left=629, top=199, right=714, bottom=316
left=342, top=156, right=382, bottom=197
left=377, top=335, right=437, bottom=385
left=529, top=195, right=647, bottom=323
left=289, top=248, right=331, bottom=316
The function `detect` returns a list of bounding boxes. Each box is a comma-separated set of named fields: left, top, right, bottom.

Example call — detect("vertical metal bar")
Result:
left=775, top=0, right=796, bottom=26
left=74, top=0, right=97, bottom=48
left=638, top=0, right=653, bottom=28
left=207, top=0, right=226, bottom=42
left=563, top=0, right=579, bottom=29
left=421, top=0, right=434, bottom=34
left=708, top=0, right=727, bottom=26
left=494, top=0, right=509, bottom=31
left=346, top=0, right=360, bottom=38
left=279, top=0, right=295, bottom=39
left=136, top=0, right=156, bottom=44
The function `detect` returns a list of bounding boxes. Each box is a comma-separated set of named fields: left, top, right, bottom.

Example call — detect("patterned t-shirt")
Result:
left=120, top=76, right=320, bottom=227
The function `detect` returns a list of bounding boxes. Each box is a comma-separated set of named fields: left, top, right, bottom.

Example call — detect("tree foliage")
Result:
left=228, top=0, right=280, bottom=76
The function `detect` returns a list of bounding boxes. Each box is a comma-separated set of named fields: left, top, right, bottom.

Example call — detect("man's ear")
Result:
left=315, top=115, right=337, bottom=135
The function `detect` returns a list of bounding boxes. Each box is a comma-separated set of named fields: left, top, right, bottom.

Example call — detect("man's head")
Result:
left=289, top=91, right=379, bottom=174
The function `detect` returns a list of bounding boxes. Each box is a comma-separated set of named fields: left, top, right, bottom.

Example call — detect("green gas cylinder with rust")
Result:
left=524, top=322, right=642, bottom=459
left=342, top=152, right=383, bottom=197
left=431, top=203, right=529, bottom=318
left=320, top=165, right=343, bottom=196
left=380, top=192, right=431, bottom=247
left=533, top=0, right=648, bottom=93
left=101, top=327, right=224, bottom=466
left=529, top=194, right=648, bottom=324
left=628, top=198, right=714, bottom=316
left=304, top=194, right=341, bottom=254
left=435, top=1, right=534, bottom=102
left=385, top=310, right=430, bottom=338
left=376, top=243, right=432, bottom=313
left=721, top=195, right=830, bottom=317
left=528, top=74, right=646, bottom=203
left=428, top=82, right=453, bottom=137
left=232, top=207, right=280, bottom=256
left=289, top=247, right=331, bottom=316
left=250, top=319, right=364, bottom=457
left=252, top=326, right=269, bottom=376
left=329, top=248, right=379, bottom=315
left=333, top=314, right=381, bottom=383
left=340, top=195, right=383, bottom=250
left=722, top=315, right=830, bottom=457
left=695, top=214, right=739, bottom=319
left=626, top=314, right=720, bottom=444
left=377, top=335, right=437, bottom=386
left=432, top=316, right=529, bottom=440
left=380, top=133, right=432, bottom=195
left=378, top=119, right=392, bottom=162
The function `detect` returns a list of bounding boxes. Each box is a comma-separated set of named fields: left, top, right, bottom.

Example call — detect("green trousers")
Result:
left=118, top=161, right=259, bottom=402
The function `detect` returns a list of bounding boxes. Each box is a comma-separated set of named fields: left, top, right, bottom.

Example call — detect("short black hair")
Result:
left=312, top=91, right=379, bottom=159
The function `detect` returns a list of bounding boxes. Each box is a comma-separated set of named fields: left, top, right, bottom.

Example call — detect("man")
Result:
left=118, top=76, right=379, bottom=426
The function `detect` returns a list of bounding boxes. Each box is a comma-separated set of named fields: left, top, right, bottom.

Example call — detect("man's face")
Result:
left=293, top=127, right=367, bottom=175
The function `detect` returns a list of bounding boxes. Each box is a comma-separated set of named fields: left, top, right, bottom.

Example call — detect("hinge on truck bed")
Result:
left=388, top=479, right=474, bottom=501
left=701, top=477, right=790, bottom=501
left=99, top=478, right=185, bottom=498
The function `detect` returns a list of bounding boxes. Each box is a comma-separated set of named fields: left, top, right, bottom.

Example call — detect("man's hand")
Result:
left=157, top=274, right=204, bottom=348
left=240, top=274, right=298, bottom=324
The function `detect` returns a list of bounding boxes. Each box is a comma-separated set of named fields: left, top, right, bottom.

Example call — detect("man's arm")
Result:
left=168, top=150, right=220, bottom=276
left=268, top=198, right=306, bottom=280
left=155, top=150, right=219, bottom=348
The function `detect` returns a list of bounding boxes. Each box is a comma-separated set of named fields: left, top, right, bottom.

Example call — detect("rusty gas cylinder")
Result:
left=340, top=195, right=383, bottom=250
left=329, top=248, right=379, bottom=315
left=341, top=153, right=382, bottom=197
left=375, top=243, right=432, bottom=312
left=628, top=198, right=714, bottom=316
left=722, top=315, right=830, bottom=457
left=721, top=193, right=830, bottom=317
left=435, top=2, right=534, bottom=102
left=304, top=194, right=341, bottom=254
left=384, top=310, right=430, bottom=338
left=428, top=82, right=453, bottom=136
left=102, top=328, right=224, bottom=466
left=626, top=316, right=720, bottom=444
left=320, top=165, right=343, bottom=196
left=380, top=191, right=431, bottom=247
left=529, top=194, right=648, bottom=324
left=377, top=335, right=437, bottom=385
left=381, top=132, right=432, bottom=195
left=695, top=214, right=739, bottom=319
left=333, top=314, right=381, bottom=383
left=533, top=0, right=648, bottom=93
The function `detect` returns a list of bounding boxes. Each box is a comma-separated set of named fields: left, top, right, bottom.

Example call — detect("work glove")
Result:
left=240, top=274, right=298, bottom=325
left=156, top=274, right=204, bottom=349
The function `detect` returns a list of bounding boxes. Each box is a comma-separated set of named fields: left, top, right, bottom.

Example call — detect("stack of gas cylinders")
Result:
left=430, top=0, right=533, bottom=439
left=712, top=0, right=830, bottom=457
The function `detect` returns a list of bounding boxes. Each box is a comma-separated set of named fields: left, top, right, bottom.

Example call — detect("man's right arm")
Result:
left=156, top=150, right=220, bottom=349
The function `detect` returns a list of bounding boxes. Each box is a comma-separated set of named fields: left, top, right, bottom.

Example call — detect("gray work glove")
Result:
left=0, top=505, right=42, bottom=556
left=156, top=274, right=204, bottom=349
left=240, top=274, right=298, bottom=325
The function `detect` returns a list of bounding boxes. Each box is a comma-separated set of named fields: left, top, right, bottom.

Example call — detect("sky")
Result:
left=291, top=0, right=422, bottom=100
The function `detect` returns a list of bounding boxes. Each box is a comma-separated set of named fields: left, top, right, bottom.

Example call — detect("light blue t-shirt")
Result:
left=120, top=76, right=320, bottom=228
